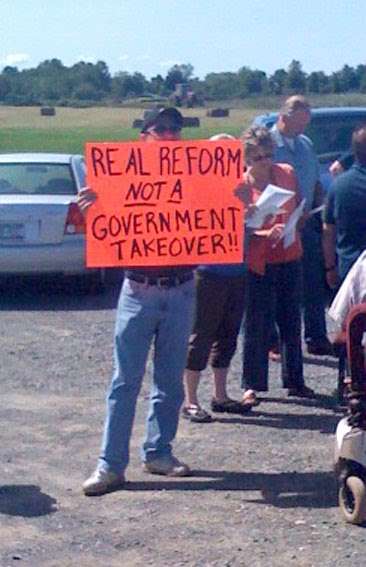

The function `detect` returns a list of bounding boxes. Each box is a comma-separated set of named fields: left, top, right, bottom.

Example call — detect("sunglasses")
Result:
left=251, top=152, right=273, bottom=162
left=152, top=124, right=182, bottom=134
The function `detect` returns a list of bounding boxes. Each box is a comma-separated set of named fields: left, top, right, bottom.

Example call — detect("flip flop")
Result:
left=182, top=405, right=213, bottom=423
left=211, top=398, right=254, bottom=415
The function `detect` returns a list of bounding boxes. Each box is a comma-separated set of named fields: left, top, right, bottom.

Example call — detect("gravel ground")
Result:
left=1, top=276, right=365, bottom=567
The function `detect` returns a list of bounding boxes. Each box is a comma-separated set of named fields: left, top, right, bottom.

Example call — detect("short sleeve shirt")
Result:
left=324, top=163, right=366, bottom=279
left=245, top=163, right=303, bottom=275
left=271, top=125, right=320, bottom=210
left=329, top=250, right=366, bottom=328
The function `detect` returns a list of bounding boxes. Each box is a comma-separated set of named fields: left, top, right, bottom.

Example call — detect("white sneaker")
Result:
left=82, top=468, right=125, bottom=496
left=143, top=455, right=191, bottom=477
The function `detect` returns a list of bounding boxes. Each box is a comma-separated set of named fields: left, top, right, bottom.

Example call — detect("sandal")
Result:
left=242, top=390, right=260, bottom=408
left=182, top=405, right=213, bottom=423
left=211, top=398, right=253, bottom=415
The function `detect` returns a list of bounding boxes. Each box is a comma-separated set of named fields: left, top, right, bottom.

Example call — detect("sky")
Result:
left=0, top=0, right=365, bottom=79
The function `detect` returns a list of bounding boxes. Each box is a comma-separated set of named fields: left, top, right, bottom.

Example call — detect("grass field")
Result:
left=0, top=106, right=262, bottom=154
left=2, top=92, right=366, bottom=154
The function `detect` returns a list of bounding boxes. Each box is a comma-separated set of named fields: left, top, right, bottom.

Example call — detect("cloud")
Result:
left=137, top=54, right=152, bottom=61
left=118, top=54, right=130, bottom=62
left=159, top=59, right=181, bottom=68
left=76, top=54, right=96, bottom=64
left=1, top=52, right=30, bottom=66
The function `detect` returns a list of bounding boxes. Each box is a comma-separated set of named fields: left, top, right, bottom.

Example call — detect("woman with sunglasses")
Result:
left=237, top=126, right=315, bottom=406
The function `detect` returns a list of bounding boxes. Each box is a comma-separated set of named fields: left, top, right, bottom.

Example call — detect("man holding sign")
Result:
left=80, top=108, right=243, bottom=495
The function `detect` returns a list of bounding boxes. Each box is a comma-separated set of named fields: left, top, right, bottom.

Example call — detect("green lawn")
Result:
left=0, top=106, right=257, bottom=154
left=2, top=93, right=366, bottom=154
left=0, top=125, right=246, bottom=154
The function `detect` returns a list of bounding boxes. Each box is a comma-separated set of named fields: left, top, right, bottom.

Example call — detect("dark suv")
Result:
left=252, top=107, right=366, bottom=190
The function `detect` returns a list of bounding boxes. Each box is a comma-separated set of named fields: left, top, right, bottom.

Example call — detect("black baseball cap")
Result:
left=141, top=107, right=184, bottom=133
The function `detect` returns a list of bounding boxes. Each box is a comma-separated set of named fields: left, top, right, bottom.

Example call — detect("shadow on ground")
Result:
left=0, top=485, right=58, bottom=517
left=113, top=470, right=337, bottom=509
left=0, top=273, right=123, bottom=312
left=212, top=406, right=339, bottom=434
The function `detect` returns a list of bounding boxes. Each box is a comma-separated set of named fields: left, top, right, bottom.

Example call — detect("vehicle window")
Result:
left=306, top=115, right=366, bottom=157
left=0, top=163, right=76, bottom=195
left=73, top=157, right=86, bottom=188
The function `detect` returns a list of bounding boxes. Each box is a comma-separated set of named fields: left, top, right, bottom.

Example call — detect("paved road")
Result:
left=1, top=277, right=365, bottom=567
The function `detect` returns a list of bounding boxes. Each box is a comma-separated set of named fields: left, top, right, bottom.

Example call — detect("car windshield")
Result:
left=0, top=163, right=76, bottom=195
left=305, top=114, right=366, bottom=158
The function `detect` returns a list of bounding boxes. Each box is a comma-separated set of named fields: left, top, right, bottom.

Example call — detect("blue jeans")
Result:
left=98, top=277, right=195, bottom=475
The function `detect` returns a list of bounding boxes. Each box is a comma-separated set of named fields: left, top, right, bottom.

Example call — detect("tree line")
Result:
left=1, top=58, right=366, bottom=106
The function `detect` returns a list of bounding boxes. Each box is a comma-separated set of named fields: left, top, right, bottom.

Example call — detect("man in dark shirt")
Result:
left=80, top=108, right=196, bottom=496
left=324, top=125, right=366, bottom=288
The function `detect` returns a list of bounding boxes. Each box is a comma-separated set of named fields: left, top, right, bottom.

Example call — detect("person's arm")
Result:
left=322, top=222, right=338, bottom=289
left=322, top=186, right=339, bottom=287
left=329, top=151, right=354, bottom=177
left=339, top=151, right=354, bottom=171
left=329, top=159, right=344, bottom=177
left=312, top=180, right=325, bottom=208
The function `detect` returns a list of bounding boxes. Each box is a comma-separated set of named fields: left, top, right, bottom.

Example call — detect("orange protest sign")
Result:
left=85, top=140, right=244, bottom=267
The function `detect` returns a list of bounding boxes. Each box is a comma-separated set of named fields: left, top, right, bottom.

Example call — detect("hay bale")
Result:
left=182, top=117, right=200, bottom=127
left=133, top=115, right=200, bottom=129
left=40, top=107, right=56, bottom=117
left=207, top=108, right=229, bottom=118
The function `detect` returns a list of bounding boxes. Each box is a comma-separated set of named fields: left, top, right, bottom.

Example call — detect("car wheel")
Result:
left=339, top=476, right=366, bottom=524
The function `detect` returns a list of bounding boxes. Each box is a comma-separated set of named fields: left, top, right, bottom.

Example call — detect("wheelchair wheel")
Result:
left=339, top=475, right=366, bottom=524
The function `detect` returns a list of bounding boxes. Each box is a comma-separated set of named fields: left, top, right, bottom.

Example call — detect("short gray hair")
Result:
left=280, top=95, right=310, bottom=116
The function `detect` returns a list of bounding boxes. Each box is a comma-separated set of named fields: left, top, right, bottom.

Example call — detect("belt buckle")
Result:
left=157, top=276, right=171, bottom=289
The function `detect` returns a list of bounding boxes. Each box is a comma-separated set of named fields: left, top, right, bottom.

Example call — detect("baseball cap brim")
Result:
left=141, top=107, right=183, bottom=133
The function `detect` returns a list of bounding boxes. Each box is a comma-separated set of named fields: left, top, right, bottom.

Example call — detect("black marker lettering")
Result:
left=211, top=233, right=226, bottom=254
left=109, top=215, right=121, bottom=238
left=213, top=146, right=225, bottom=176
left=110, top=239, right=126, bottom=260
left=197, top=235, right=209, bottom=255
left=159, top=146, right=170, bottom=175
left=169, top=238, right=183, bottom=257
left=210, top=208, right=225, bottom=230
left=169, top=178, right=183, bottom=202
left=194, top=209, right=208, bottom=230
left=156, top=237, right=168, bottom=256
left=185, top=146, right=198, bottom=175
left=227, top=148, right=242, bottom=178
left=145, top=211, right=159, bottom=234
left=176, top=210, right=192, bottom=231
left=91, top=214, right=107, bottom=240
left=142, top=238, right=155, bottom=256
left=106, top=148, right=123, bottom=176
left=227, top=206, right=241, bottom=231
left=198, top=148, right=213, bottom=175
left=130, top=238, right=143, bottom=258
left=172, top=146, right=183, bottom=174
left=91, top=147, right=106, bottom=177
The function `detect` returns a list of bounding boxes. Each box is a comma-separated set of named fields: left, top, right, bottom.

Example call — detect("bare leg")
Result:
left=212, top=367, right=229, bottom=402
left=183, top=369, right=201, bottom=407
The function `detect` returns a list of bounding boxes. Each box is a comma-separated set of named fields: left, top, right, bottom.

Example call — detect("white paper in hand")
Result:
left=282, top=199, right=306, bottom=248
left=245, top=183, right=294, bottom=229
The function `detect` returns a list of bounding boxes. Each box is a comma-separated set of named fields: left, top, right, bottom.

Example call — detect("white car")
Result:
left=0, top=153, right=104, bottom=291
